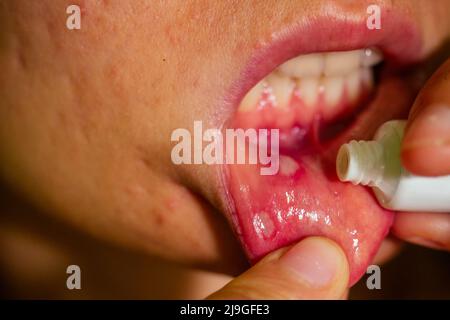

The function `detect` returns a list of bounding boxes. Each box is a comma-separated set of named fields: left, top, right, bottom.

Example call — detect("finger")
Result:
left=401, top=59, right=450, bottom=176
left=372, top=237, right=403, bottom=265
left=392, top=212, right=450, bottom=251
left=207, top=237, right=349, bottom=300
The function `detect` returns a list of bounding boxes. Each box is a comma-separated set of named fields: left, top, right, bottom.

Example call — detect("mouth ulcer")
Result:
left=224, top=48, right=400, bottom=286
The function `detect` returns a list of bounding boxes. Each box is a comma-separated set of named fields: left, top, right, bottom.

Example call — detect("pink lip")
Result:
left=225, top=8, right=422, bottom=112
left=219, top=6, right=423, bottom=285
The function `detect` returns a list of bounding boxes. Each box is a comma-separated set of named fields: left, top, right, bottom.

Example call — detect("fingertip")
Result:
left=372, top=237, right=403, bottom=265
left=208, top=237, right=350, bottom=300
left=401, top=145, right=450, bottom=176
left=402, top=104, right=450, bottom=176
left=279, top=237, right=349, bottom=291
left=392, top=212, right=450, bottom=251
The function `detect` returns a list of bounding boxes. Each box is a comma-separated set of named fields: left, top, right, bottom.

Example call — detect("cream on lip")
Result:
left=336, top=120, right=450, bottom=212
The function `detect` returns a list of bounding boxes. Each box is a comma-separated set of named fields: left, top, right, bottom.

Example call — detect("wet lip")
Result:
left=226, top=9, right=422, bottom=111
left=219, top=7, right=423, bottom=285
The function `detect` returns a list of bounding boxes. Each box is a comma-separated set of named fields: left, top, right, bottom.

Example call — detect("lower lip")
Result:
left=220, top=12, right=421, bottom=285
left=223, top=74, right=417, bottom=285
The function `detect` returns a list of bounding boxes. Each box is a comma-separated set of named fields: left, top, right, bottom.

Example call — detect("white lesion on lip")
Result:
left=252, top=211, right=276, bottom=240
left=278, top=155, right=300, bottom=177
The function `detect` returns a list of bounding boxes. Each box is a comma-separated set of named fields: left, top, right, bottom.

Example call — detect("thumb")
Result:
left=207, top=237, right=349, bottom=300
left=401, top=58, right=450, bottom=176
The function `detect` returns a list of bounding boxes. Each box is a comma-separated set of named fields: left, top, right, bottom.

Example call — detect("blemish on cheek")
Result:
left=16, top=49, right=27, bottom=70
left=165, top=190, right=187, bottom=212
left=153, top=214, right=165, bottom=227
left=164, top=184, right=200, bottom=214
left=164, top=25, right=181, bottom=46
left=164, top=193, right=177, bottom=211
left=73, top=0, right=109, bottom=21
left=100, top=0, right=112, bottom=7
left=71, top=0, right=87, bottom=16
left=192, top=77, right=200, bottom=89
left=105, top=65, right=118, bottom=79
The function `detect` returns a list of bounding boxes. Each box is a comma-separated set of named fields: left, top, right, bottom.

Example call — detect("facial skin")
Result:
left=0, top=0, right=449, bottom=296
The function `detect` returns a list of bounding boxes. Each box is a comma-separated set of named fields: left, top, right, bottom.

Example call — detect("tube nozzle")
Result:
left=336, top=140, right=384, bottom=187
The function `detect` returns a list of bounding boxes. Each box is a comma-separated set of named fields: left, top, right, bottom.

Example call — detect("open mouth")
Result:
left=221, top=13, right=425, bottom=286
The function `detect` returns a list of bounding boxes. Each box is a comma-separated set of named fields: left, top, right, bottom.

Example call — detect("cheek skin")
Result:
left=0, top=0, right=245, bottom=274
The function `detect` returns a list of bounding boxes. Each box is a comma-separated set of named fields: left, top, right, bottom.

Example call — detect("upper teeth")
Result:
left=278, top=48, right=382, bottom=78
left=237, top=48, right=382, bottom=124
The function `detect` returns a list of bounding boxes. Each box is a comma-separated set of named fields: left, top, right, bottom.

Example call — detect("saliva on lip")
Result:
left=337, top=120, right=450, bottom=212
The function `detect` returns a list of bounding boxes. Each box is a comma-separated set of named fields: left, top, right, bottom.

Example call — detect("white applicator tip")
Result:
left=335, top=120, right=450, bottom=212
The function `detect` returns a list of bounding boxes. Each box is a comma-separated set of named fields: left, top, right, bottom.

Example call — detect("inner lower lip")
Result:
left=223, top=53, right=419, bottom=286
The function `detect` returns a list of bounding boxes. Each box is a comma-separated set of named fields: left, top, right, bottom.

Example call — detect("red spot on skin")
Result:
left=165, top=186, right=193, bottom=212
left=76, top=0, right=87, bottom=16
left=192, top=78, right=200, bottom=89
left=166, top=198, right=178, bottom=211
left=154, top=214, right=165, bottom=226
left=165, top=25, right=181, bottom=46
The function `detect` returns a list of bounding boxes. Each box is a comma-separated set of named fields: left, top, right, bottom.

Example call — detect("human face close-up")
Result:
left=1, top=0, right=450, bottom=299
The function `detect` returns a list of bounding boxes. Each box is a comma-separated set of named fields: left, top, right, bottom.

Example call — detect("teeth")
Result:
left=278, top=48, right=382, bottom=80
left=361, top=67, right=374, bottom=89
left=346, top=69, right=361, bottom=102
left=297, top=77, right=320, bottom=108
left=266, top=73, right=295, bottom=109
left=324, top=50, right=361, bottom=76
left=238, top=80, right=266, bottom=112
left=361, top=48, right=383, bottom=67
left=323, top=76, right=344, bottom=107
left=238, top=48, right=381, bottom=118
left=278, top=53, right=324, bottom=78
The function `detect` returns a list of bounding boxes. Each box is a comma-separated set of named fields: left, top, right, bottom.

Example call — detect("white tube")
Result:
left=336, top=120, right=450, bottom=212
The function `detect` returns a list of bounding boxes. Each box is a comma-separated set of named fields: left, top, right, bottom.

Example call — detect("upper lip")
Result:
left=225, top=4, right=422, bottom=112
